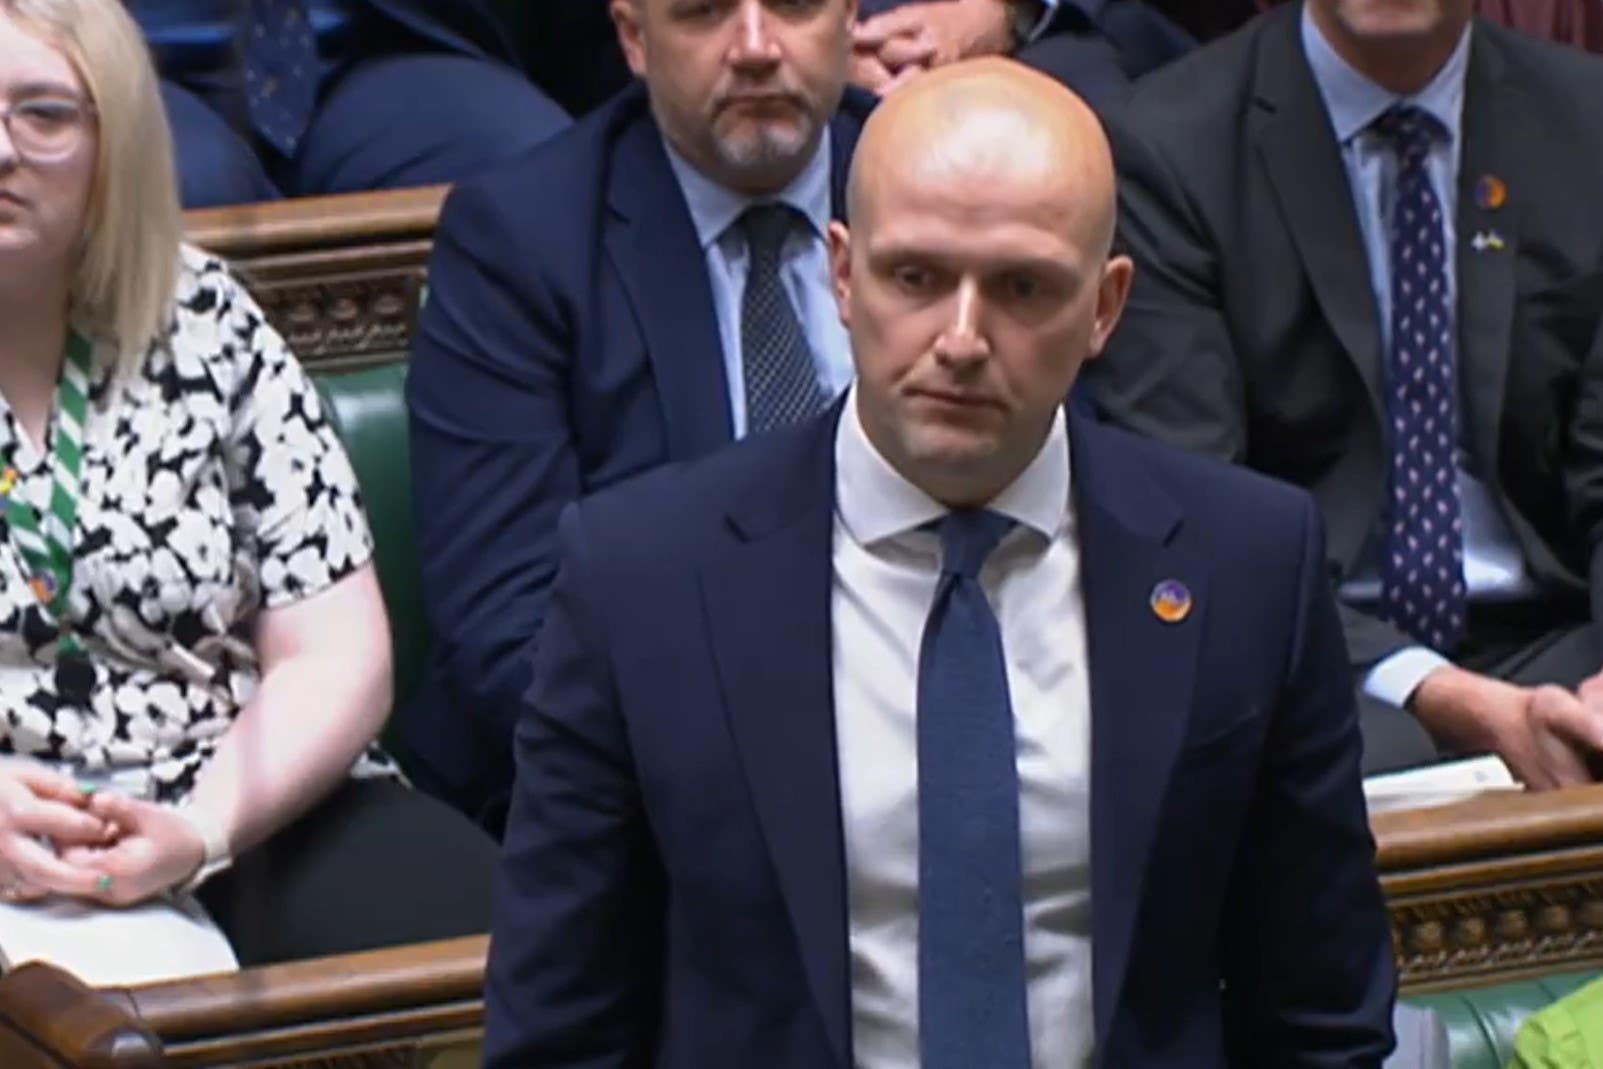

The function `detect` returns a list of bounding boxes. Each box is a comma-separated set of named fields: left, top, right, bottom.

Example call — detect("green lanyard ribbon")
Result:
left=2, top=331, right=93, bottom=655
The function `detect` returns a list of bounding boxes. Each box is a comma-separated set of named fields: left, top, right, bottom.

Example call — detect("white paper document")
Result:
left=1363, top=753, right=1521, bottom=815
left=0, top=893, right=239, bottom=987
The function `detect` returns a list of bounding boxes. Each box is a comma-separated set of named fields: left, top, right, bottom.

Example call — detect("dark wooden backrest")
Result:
left=184, top=185, right=445, bottom=372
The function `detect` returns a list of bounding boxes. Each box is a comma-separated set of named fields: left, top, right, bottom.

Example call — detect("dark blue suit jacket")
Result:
left=362, top=0, right=511, bottom=60
left=403, top=84, right=876, bottom=827
left=128, top=1, right=512, bottom=61
left=484, top=404, right=1397, bottom=1067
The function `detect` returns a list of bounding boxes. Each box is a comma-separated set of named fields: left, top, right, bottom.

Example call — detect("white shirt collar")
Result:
left=835, top=386, right=1071, bottom=550
left=662, top=133, right=833, bottom=250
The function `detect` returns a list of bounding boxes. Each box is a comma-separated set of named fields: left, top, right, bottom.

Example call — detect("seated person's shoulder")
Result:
left=166, top=245, right=259, bottom=361
left=1485, top=18, right=1603, bottom=101
left=1091, top=418, right=1318, bottom=544
left=438, top=88, right=647, bottom=237
left=162, top=246, right=314, bottom=397
left=1117, top=12, right=1267, bottom=135
left=563, top=419, right=824, bottom=570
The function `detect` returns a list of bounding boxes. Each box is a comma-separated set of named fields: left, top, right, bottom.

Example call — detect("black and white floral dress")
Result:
left=0, top=248, right=396, bottom=803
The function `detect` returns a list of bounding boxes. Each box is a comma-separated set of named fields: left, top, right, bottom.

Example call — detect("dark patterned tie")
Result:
left=1373, top=105, right=1466, bottom=652
left=918, top=510, right=1031, bottom=1069
left=739, top=204, right=827, bottom=435
left=244, top=0, right=319, bottom=156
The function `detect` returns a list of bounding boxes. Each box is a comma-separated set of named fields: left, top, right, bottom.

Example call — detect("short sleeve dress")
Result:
left=0, top=247, right=397, bottom=803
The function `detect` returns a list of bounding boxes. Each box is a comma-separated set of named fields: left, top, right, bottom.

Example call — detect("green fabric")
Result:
left=5, top=331, right=94, bottom=641
left=1404, top=971, right=1602, bottom=1069
left=310, top=363, right=426, bottom=759
left=1506, top=974, right=1603, bottom=1068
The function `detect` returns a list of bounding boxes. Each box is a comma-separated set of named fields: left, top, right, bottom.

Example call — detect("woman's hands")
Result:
left=58, top=793, right=206, bottom=906
left=0, top=758, right=206, bottom=907
left=0, top=757, right=116, bottom=902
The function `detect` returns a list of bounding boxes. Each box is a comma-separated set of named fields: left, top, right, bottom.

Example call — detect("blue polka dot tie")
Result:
left=918, top=511, right=1031, bottom=1069
left=1373, top=105, right=1466, bottom=652
left=244, top=0, right=319, bottom=157
left=739, top=204, right=828, bottom=435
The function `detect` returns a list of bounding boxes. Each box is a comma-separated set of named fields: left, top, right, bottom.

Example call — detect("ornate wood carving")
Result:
left=183, top=187, right=443, bottom=373
left=1375, top=785, right=1603, bottom=992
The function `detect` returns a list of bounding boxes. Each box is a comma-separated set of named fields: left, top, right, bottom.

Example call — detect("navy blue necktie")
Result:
left=244, top=0, right=319, bottom=156
left=918, top=510, right=1031, bottom=1069
left=739, top=204, right=828, bottom=434
left=1372, top=105, right=1467, bottom=652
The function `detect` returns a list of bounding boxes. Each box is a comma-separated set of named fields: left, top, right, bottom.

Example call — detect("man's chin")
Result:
left=713, top=122, right=815, bottom=175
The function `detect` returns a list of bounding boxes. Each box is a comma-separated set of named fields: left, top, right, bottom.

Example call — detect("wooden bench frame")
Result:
left=2, top=188, right=1601, bottom=1063
left=185, top=185, right=445, bottom=373
left=1, top=785, right=1601, bottom=1067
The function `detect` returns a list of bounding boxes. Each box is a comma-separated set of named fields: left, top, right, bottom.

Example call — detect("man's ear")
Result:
left=828, top=220, right=854, bottom=329
left=1084, top=253, right=1134, bottom=362
left=611, top=0, right=649, bottom=78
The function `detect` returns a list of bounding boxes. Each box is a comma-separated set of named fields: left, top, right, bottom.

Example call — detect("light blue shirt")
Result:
left=663, top=138, right=854, bottom=440
left=1302, top=9, right=1535, bottom=708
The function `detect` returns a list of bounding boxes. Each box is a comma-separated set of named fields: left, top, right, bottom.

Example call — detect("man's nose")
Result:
left=728, top=0, right=783, bottom=67
left=933, top=278, right=990, bottom=367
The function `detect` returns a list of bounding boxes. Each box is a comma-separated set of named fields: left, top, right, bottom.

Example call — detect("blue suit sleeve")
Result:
left=484, top=504, right=664, bottom=1069
left=407, top=179, right=583, bottom=788
left=1219, top=495, right=1398, bottom=1064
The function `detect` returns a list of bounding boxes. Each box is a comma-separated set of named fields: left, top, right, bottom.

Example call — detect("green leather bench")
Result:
left=312, top=362, right=425, bottom=766
left=1414, top=971, right=1602, bottom=1068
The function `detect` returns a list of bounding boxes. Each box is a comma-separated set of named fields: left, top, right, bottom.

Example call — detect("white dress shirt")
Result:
left=832, top=390, right=1094, bottom=1069
left=662, top=137, right=854, bottom=439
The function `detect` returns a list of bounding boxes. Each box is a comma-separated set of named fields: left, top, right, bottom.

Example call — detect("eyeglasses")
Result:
left=0, top=95, right=97, bottom=162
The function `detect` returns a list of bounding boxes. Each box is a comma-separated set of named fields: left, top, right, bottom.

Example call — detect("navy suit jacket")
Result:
left=403, top=84, right=876, bottom=827
left=363, top=0, right=512, bottom=61
left=128, top=1, right=513, bottom=61
left=484, top=403, right=1397, bottom=1067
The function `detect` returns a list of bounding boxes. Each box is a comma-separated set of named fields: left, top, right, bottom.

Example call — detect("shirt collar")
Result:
left=662, top=133, right=833, bottom=250
left=835, top=385, right=1071, bottom=550
left=1301, top=4, right=1472, bottom=146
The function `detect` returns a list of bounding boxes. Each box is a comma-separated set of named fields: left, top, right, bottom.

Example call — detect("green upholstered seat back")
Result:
left=1404, top=970, right=1602, bottom=1068
left=310, top=364, right=428, bottom=725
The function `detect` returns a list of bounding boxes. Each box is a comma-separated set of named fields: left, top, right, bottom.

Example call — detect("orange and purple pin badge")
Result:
left=28, top=573, right=56, bottom=604
left=1475, top=174, right=1507, bottom=211
left=1149, top=579, right=1192, bottom=624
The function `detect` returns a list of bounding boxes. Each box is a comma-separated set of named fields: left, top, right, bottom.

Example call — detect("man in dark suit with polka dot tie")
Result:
left=1090, top=0, right=1603, bottom=789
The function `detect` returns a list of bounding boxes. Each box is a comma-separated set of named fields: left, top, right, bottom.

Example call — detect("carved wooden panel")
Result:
left=1384, top=853, right=1603, bottom=992
left=1376, top=787, right=1603, bottom=992
left=183, top=187, right=443, bottom=373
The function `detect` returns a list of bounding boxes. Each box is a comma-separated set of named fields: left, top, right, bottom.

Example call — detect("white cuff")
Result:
left=175, top=805, right=233, bottom=893
left=1363, top=647, right=1452, bottom=710
left=1022, top=0, right=1059, bottom=43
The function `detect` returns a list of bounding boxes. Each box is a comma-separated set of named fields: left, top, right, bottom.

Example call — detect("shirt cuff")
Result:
left=1019, top=0, right=1059, bottom=44
left=1363, top=647, right=1452, bottom=710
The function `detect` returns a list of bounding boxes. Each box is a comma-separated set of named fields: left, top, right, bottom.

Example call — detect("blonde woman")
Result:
left=0, top=0, right=495, bottom=965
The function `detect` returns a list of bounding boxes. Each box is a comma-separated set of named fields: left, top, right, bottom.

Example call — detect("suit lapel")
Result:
left=701, top=412, right=851, bottom=1066
left=827, top=90, right=875, bottom=224
left=605, top=115, right=734, bottom=459
left=1071, top=417, right=1205, bottom=1047
left=1252, top=7, right=1386, bottom=418
left=1455, top=33, right=1521, bottom=471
